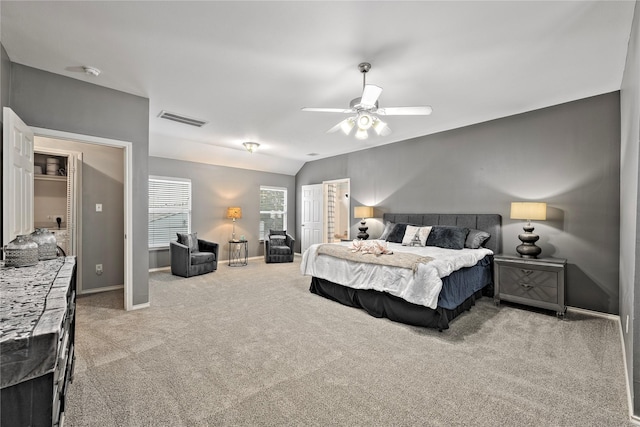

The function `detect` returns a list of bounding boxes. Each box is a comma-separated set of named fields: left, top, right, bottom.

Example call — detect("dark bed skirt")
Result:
left=309, top=277, right=484, bottom=331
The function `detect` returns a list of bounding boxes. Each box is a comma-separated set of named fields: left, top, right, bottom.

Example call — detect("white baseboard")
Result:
left=79, top=284, right=123, bottom=295
left=149, top=266, right=170, bottom=272
left=130, top=302, right=150, bottom=310
left=566, top=305, right=619, bottom=321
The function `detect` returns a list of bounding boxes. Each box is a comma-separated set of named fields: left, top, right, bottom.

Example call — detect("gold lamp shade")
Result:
left=227, top=207, right=242, bottom=219
left=354, top=206, right=373, bottom=219
left=510, top=202, right=547, bottom=221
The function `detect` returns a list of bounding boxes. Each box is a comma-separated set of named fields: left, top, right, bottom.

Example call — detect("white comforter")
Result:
left=300, top=241, right=493, bottom=309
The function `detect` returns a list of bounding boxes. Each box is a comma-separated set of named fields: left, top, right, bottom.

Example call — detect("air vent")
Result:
left=158, top=110, right=208, bottom=127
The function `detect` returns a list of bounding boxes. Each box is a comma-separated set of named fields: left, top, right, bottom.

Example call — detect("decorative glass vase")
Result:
left=3, top=235, right=39, bottom=267
left=30, top=228, right=58, bottom=260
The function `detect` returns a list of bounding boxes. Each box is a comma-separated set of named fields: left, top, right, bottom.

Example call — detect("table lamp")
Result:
left=354, top=206, right=374, bottom=240
left=227, top=207, right=242, bottom=241
left=510, top=202, right=547, bottom=258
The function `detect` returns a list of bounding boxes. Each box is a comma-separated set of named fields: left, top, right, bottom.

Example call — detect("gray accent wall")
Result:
left=148, top=156, right=295, bottom=269
left=621, top=0, right=640, bottom=416
left=296, top=92, right=621, bottom=315
left=8, top=63, right=150, bottom=306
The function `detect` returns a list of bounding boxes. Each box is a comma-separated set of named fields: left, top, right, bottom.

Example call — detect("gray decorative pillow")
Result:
left=425, top=226, right=469, bottom=250
left=465, top=229, right=491, bottom=249
left=270, top=229, right=287, bottom=236
left=386, top=223, right=408, bottom=243
left=379, top=221, right=395, bottom=240
left=177, top=232, right=199, bottom=252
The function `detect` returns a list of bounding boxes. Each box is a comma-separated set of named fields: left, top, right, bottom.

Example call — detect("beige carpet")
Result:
left=65, top=259, right=633, bottom=426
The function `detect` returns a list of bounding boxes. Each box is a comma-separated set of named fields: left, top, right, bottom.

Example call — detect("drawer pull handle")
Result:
left=521, top=269, right=534, bottom=275
left=519, top=282, right=533, bottom=289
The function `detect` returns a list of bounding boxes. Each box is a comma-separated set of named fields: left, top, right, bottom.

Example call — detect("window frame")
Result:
left=148, top=175, right=192, bottom=249
left=259, top=185, right=288, bottom=241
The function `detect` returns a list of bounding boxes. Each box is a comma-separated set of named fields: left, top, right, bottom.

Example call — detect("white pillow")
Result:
left=401, top=225, right=432, bottom=246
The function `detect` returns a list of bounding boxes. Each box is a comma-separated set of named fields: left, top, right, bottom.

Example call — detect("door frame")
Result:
left=31, top=127, right=135, bottom=311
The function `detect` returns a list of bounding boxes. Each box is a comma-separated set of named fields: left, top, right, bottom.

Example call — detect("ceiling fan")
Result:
left=302, top=62, right=433, bottom=140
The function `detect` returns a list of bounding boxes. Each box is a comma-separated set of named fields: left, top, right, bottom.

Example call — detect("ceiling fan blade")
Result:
left=377, top=106, right=433, bottom=116
left=301, top=107, right=354, bottom=113
left=360, top=85, right=383, bottom=108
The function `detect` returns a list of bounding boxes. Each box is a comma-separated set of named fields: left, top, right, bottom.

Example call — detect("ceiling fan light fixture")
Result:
left=355, top=128, right=368, bottom=140
left=357, top=113, right=373, bottom=130
left=372, top=117, right=389, bottom=136
left=340, top=117, right=355, bottom=135
left=243, top=142, right=260, bottom=153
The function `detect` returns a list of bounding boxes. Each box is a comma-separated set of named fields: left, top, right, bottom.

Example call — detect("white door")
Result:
left=3, top=108, right=35, bottom=247
left=301, top=184, right=323, bottom=253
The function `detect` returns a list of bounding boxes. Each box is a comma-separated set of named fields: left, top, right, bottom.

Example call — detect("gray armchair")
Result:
left=264, top=230, right=295, bottom=263
left=170, top=233, right=219, bottom=277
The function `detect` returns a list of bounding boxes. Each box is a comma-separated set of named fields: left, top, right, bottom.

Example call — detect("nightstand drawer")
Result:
left=499, top=265, right=558, bottom=303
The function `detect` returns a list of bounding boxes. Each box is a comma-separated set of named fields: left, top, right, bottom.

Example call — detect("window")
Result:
left=259, top=186, right=287, bottom=240
left=148, top=176, right=191, bottom=248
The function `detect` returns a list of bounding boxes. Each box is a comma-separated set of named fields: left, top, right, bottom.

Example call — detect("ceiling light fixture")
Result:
left=82, top=66, right=101, bottom=77
left=243, top=142, right=260, bottom=153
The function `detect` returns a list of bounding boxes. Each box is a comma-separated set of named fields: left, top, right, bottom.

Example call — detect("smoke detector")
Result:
left=82, top=66, right=101, bottom=77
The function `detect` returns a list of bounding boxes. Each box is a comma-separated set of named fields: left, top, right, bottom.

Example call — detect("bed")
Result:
left=301, top=213, right=502, bottom=330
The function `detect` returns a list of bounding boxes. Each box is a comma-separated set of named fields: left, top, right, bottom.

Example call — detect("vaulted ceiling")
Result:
left=1, top=1, right=635, bottom=175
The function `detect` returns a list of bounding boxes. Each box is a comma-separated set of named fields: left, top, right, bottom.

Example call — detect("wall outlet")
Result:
left=96, top=264, right=103, bottom=275
left=96, top=203, right=103, bottom=212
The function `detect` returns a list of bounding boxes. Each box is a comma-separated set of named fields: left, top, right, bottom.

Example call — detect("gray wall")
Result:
left=296, top=92, right=621, bottom=315
left=620, top=0, right=640, bottom=415
left=35, top=137, right=125, bottom=293
left=9, top=63, right=150, bottom=306
left=148, top=156, right=295, bottom=268
left=1, top=45, right=10, bottom=123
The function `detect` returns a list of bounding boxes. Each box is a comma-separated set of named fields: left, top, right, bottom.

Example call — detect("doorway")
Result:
left=323, top=178, right=350, bottom=242
left=33, top=127, right=134, bottom=310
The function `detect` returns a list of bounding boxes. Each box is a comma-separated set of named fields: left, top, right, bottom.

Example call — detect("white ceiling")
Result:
left=1, top=1, right=635, bottom=175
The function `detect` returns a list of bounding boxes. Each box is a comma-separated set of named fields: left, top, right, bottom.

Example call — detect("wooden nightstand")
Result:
left=494, top=254, right=567, bottom=317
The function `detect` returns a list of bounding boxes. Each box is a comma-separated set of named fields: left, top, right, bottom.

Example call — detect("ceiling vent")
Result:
left=158, top=110, right=208, bottom=127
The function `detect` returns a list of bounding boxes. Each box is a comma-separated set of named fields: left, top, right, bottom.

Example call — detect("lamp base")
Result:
left=357, top=220, right=369, bottom=240
left=516, top=224, right=541, bottom=258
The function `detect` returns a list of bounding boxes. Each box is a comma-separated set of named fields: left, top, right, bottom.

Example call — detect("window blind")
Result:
left=259, top=186, right=287, bottom=240
left=148, top=177, right=191, bottom=248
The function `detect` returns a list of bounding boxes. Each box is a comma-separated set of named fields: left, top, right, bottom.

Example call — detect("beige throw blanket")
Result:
left=317, top=243, right=433, bottom=273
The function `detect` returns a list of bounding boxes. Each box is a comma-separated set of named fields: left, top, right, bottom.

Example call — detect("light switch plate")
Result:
left=96, top=203, right=102, bottom=212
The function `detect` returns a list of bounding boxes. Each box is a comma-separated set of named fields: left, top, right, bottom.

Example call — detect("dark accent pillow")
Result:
left=177, top=232, right=199, bottom=252
left=386, top=223, right=408, bottom=243
left=379, top=221, right=395, bottom=241
left=465, top=229, right=491, bottom=249
left=426, top=226, right=469, bottom=250
left=269, top=229, right=286, bottom=236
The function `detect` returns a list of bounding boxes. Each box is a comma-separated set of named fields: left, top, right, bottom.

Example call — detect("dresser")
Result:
left=493, top=254, right=566, bottom=317
left=1, top=257, right=77, bottom=427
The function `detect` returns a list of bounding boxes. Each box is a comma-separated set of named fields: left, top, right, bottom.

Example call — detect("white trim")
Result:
left=130, top=302, right=151, bottom=311
left=31, top=127, right=135, bottom=311
left=79, top=284, right=124, bottom=295
left=149, top=266, right=170, bottom=272
left=616, top=316, right=640, bottom=425
left=566, top=306, right=620, bottom=321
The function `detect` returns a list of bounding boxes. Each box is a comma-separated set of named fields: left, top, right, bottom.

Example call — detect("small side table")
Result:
left=494, top=254, right=567, bottom=317
left=228, top=240, right=248, bottom=267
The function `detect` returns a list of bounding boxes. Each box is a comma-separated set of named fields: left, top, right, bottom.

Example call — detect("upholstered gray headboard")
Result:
left=382, top=213, right=502, bottom=254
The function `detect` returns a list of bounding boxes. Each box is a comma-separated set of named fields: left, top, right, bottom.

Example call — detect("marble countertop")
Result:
left=0, top=256, right=76, bottom=388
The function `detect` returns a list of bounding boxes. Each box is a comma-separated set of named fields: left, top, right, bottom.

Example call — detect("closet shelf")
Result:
left=35, top=174, right=66, bottom=182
